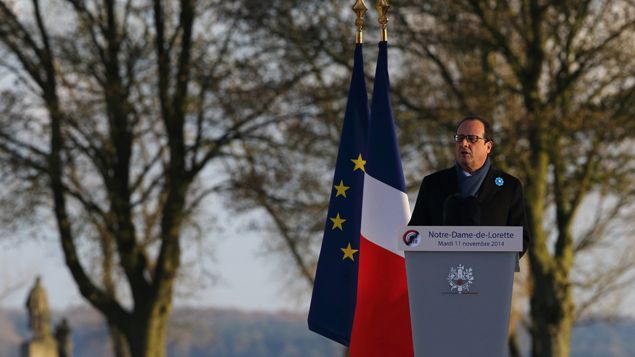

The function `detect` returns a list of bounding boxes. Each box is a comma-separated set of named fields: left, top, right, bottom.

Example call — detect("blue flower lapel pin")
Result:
left=495, top=177, right=504, bottom=187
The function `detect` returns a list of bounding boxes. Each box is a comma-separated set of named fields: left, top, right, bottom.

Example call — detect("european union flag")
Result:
left=308, top=43, right=369, bottom=346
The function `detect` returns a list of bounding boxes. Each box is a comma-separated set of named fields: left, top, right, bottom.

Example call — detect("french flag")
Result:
left=349, top=41, right=414, bottom=356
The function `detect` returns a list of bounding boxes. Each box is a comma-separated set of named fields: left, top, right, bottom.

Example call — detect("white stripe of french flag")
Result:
left=361, top=174, right=410, bottom=257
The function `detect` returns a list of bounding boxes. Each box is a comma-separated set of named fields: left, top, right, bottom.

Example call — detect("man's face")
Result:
left=455, top=120, right=492, bottom=173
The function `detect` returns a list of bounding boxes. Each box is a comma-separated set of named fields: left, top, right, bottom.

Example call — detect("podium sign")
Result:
left=401, top=226, right=522, bottom=357
left=399, top=226, right=522, bottom=252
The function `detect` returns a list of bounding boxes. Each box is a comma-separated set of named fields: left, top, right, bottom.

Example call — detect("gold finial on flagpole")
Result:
left=376, top=0, right=390, bottom=42
left=352, top=0, right=368, bottom=44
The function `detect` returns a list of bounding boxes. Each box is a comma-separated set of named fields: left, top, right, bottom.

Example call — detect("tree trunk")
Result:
left=524, top=125, right=575, bottom=357
left=104, top=310, right=129, bottom=356
left=109, top=324, right=131, bottom=357
left=529, top=232, right=575, bottom=357
left=126, top=300, right=172, bottom=357
left=529, top=274, right=573, bottom=357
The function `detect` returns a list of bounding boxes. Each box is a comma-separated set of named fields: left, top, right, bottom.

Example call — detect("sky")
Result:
left=0, top=221, right=308, bottom=314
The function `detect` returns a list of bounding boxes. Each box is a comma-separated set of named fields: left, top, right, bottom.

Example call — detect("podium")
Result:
left=399, top=226, right=522, bottom=357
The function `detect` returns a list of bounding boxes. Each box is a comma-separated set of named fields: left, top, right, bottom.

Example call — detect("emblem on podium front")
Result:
left=447, top=264, right=474, bottom=294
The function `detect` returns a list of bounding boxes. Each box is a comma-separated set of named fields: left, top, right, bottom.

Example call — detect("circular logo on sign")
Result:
left=402, top=230, right=421, bottom=247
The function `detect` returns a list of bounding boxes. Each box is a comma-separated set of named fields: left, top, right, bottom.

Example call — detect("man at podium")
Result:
left=408, top=115, right=530, bottom=256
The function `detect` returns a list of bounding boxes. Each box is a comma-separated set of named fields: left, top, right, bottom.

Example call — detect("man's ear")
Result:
left=486, top=141, right=493, bottom=153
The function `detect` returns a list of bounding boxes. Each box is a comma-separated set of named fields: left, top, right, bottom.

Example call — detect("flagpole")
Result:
left=376, top=0, right=390, bottom=42
left=353, top=0, right=368, bottom=44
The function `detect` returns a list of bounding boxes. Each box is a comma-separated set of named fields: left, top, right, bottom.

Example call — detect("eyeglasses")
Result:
left=454, top=134, right=487, bottom=143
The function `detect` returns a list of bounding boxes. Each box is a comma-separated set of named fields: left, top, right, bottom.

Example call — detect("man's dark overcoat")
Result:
left=408, top=166, right=530, bottom=256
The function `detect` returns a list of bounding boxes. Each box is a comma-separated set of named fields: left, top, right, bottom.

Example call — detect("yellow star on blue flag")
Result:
left=341, top=243, right=358, bottom=261
left=329, top=213, right=346, bottom=230
left=351, top=153, right=366, bottom=172
left=334, top=180, right=350, bottom=198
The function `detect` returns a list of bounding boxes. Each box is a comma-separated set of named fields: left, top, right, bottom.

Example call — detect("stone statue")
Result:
left=54, top=318, right=72, bottom=357
left=22, top=277, right=57, bottom=357
left=25, top=276, right=51, bottom=339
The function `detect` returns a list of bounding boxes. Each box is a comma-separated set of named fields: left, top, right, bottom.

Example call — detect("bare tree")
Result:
left=0, top=0, right=299, bottom=356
